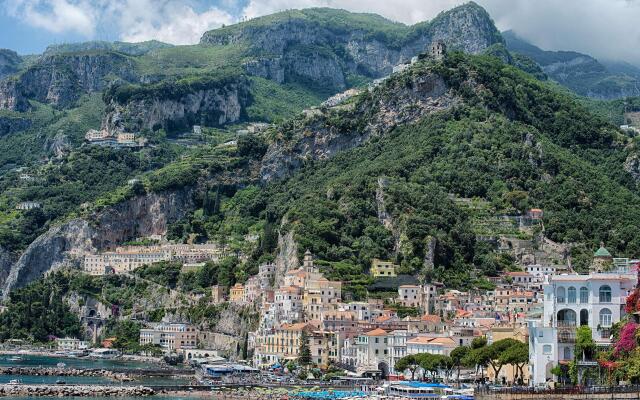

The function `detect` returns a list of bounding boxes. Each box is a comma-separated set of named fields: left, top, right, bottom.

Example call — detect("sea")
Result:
left=0, top=354, right=199, bottom=399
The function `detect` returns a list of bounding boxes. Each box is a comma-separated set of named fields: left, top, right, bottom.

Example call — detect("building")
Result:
left=15, top=201, right=41, bottom=210
left=429, top=40, right=446, bottom=59
left=355, top=328, right=390, bottom=375
left=83, top=243, right=230, bottom=276
left=406, top=335, right=456, bottom=356
left=56, top=337, right=87, bottom=351
left=139, top=323, right=198, bottom=353
left=211, top=285, right=226, bottom=304
left=487, top=324, right=530, bottom=384
left=253, top=322, right=311, bottom=367
left=229, top=283, right=245, bottom=303
left=398, top=285, right=421, bottom=308
left=528, top=271, right=636, bottom=385
left=592, top=245, right=613, bottom=271
left=370, top=259, right=397, bottom=278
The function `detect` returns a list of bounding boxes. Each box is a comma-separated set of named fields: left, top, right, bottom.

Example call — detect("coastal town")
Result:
left=11, top=209, right=627, bottom=397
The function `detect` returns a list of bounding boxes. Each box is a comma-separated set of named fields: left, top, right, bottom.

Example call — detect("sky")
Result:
left=0, top=0, right=639, bottom=65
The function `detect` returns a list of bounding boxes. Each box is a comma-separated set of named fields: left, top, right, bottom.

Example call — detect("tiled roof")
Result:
left=364, top=328, right=388, bottom=336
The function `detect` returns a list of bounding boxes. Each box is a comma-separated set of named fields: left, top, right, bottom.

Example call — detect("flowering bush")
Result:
left=614, top=322, right=639, bottom=357
left=625, top=288, right=640, bottom=313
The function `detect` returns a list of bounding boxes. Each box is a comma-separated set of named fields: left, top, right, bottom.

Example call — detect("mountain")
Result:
left=0, top=49, right=21, bottom=80
left=1, top=3, right=640, bottom=300
left=503, top=30, right=640, bottom=99
left=43, top=40, right=173, bottom=56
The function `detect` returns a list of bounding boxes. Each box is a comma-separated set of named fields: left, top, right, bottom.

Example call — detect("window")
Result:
left=599, top=285, right=612, bottom=303
left=580, top=287, right=589, bottom=303
left=556, top=287, right=566, bottom=303
left=538, top=331, right=544, bottom=338
left=543, top=345, right=552, bottom=355
left=599, top=308, right=612, bottom=327
left=568, top=287, right=576, bottom=303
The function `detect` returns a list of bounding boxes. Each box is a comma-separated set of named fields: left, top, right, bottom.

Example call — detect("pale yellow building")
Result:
left=229, top=283, right=245, bottom=303
left=370, top=259, right=397, bottom=278
left=486, top=324, right=530, bottom=385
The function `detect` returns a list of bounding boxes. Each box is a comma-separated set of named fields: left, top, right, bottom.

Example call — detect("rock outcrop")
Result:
left=260, top=69, right=457, bottom=182
left=102, top=77, right=251, bottom=134
left=202, top=3, right=503, bottom=83
left=2, top=189, right=194, bottom=296
left=0, top=51, right=137, bottom=110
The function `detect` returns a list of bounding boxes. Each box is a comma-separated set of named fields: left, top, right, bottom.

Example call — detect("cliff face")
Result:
left=202, top=3, right=503, bottom=84
left=102, top=78, right=251, bottom=134
left=1, top=188, right=194, bottom=296
left=260, top=70, right=458, bottom=182
left=0, top=51, right=136, bottom=110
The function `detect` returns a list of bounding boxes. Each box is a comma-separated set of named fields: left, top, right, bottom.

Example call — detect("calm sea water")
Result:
left=0, top=354, right=193, bottom=386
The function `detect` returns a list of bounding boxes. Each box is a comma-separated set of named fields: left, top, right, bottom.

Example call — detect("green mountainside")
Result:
left=503, top=30, right=640, bottom=99
left=0, top=3, right=639, bottom=307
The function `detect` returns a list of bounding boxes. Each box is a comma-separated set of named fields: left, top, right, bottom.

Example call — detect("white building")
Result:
left=56, top=337, right=87, bottom=351
left=139, top=323, right=198, bottom=353
left=528, top=272, right=637, bottom=386
left=355, top=328, right=390, bottom=374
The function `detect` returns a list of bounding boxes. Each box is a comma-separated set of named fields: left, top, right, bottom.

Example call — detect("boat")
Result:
left=7, top=379, right=21, bottom=385
left=388, top=382, right=452, bottom=398
left=56, top=362, right=66, bottom=368
left=7, top=356, right=23, bottom=361
left=55, top=379, right=66, bottom=385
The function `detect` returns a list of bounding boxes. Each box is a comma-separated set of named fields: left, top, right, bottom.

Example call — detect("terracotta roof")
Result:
left=364, top=328, right=388, bottom=337
left=282, top=323, right=308, bottom=331
left=399, top=285, right=420, bottom=288
left=406, top=336, right=455, bottom=346
left=375, top=315, right=393, bottom=323
left=421, top=314, right=442, bottom=323
left=507, top=271, right=530, bottom=276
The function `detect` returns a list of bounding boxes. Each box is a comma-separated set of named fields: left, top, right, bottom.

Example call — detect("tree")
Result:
left=450, top=346, right=470, bottom=385
left=499, top=341, right=529, bottom=384
left=395, top=355, right=420, bottom=380
left=484, top=338, right=521, bottom=383
left=575, top=326, right=596, bottom=361
left=298, top=330, right=312, bottom=366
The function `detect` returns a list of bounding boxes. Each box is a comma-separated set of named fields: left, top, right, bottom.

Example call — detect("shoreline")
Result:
left=0, top=349, right=166, bottom=365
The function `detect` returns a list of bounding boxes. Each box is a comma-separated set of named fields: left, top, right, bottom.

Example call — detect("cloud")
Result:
left=3, top=0, right=640, bottom=65
left=4, top=0, right=97, bottom=36
left=109, top=1, right=234, bottom=44
left=481, top=0, right=640, bottom=64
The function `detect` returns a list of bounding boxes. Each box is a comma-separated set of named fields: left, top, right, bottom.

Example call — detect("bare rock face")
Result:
left=260, top=71, right=457, bottom=182
left=624, top=153, right=640, bottom=184
left=0, top=79, right=29, bottom=112
left=202, top=3, right=502, bottom=82
left=2, top=189, right=194, bottom=296
left=274, top=229, right=299, bottom=286
left=0, top=51, right=136, bottom=111
left=102, top=78, right=251, bottom=134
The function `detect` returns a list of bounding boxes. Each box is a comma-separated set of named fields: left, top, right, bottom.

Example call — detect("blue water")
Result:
left=0, top=354, right=193, bottom=387
left=0, top=354, right=166, bottom=370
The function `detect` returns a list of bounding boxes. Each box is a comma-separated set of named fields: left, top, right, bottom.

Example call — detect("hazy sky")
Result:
left=0, top=0, right=639, bottom=65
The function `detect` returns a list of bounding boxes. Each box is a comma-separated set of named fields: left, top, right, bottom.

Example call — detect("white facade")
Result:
left=528, top=272, right=636, bottom=386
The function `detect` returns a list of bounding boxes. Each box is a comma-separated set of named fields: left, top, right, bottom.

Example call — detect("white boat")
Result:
left=56, top=362, right=66, bottom=368
left=7, top=356, right=23, bottom=361
left=7, top=379, right=21, bottom=385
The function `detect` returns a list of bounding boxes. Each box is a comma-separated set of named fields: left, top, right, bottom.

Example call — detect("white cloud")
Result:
left=3, top=0, right=640, bottom=65
left=111, top=1, right=234, bottom=44
left=5, top=0, right=97, bottom=36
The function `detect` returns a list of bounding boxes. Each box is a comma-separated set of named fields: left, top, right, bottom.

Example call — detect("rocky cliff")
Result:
left=1, top=188, right=194, bottom=296
left=102, top=77, right=251, bottom=134
left=260, top=68, right=458, bottom=182
left=202, top=3, right=503, bottom=84
left=0, top=51, right=137, bottom=110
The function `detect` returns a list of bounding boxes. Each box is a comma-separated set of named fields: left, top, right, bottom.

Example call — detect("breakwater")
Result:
left=0, top=384, right=154, bottom=397
left=0, top=367, right=129, bottom=380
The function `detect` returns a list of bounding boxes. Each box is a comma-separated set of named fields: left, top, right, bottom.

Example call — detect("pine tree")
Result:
left=298, top=330, right=312, bottom=366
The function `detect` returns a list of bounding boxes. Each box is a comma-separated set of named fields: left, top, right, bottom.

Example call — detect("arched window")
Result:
left=556, top=287, right=566, bottom=303
left=580, top=287, right=589, bottom=303
left=568, top=287, right=577, bottom=303
left=599, top=285, right=612, bottom=303
left=599, top=308, right=612, bottom=327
